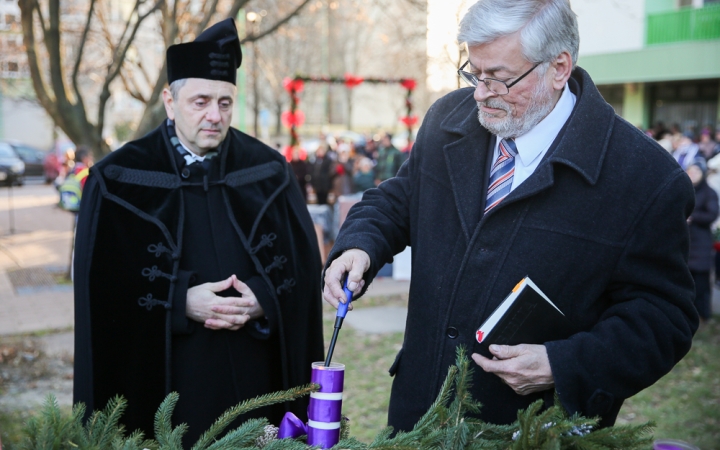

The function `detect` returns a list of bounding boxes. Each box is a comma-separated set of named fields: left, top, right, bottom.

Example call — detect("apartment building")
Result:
left=576, top=0, right=720, bottom=133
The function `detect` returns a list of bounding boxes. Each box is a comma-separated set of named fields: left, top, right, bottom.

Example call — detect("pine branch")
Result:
left=154, top=392, right=186, bottom=450
left=191, top=383, right=318, bottom=450
left=204, top=418, right=268, bottom=450
left=411, top=365, right=457, bottom=432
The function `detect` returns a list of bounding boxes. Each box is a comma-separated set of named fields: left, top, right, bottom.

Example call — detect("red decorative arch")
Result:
left=282, top=74, right=417, bottom=161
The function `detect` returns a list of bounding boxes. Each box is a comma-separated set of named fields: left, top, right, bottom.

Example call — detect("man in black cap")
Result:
left=73, top=19, right=324, bottom=446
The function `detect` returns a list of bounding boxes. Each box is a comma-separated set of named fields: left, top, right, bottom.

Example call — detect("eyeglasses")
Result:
left=457, top=61, right=540, bottom=95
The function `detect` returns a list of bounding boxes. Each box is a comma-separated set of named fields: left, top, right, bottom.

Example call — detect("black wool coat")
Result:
left=688, top=179, right=719, bottom=272
left=327, top=68, right=698, bottom=431
left=73, top=125, right=324, bottom=445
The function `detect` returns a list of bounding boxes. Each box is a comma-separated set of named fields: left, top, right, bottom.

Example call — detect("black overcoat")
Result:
left=327, top=68, right=698, bottom=431
left=73, top=124, right=324, bottom=444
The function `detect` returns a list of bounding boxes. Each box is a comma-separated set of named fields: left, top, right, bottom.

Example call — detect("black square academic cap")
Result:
left=166, top=18, right=243, bottom=85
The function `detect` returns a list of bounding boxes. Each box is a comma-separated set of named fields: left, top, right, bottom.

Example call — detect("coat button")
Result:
left=446, top=327, right=459, bottom=339
left=181, top=167, right=191, bottom=178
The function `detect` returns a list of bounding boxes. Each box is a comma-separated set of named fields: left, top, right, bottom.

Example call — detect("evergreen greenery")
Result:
left=14, top=348, right=654, bottom=450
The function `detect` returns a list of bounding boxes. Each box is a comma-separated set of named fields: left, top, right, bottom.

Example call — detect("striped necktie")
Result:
left=485, top=138, right=517, bottom=213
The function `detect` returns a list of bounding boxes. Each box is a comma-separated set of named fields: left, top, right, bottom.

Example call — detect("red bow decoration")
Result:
left=283, top=78, right=305, bottom=93
left=400, top=79, right=417, bottom=91
left=400, top=115, right=419, bottom=127
left=344, top=73, right=364, bottom=88
left=281, top=110, right=306, bottom=128
left=283, top=145, right=307, bottom=162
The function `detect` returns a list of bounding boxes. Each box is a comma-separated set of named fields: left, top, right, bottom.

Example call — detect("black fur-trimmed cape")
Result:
left=73, top=124, right=324, bottom=438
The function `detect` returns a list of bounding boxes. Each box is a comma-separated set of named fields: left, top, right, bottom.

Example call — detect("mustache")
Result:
left=477, top=99, right=510, bottom=113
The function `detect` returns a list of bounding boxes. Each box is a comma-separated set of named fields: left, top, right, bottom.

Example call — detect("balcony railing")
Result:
left=647, top=4, right=720, bottom=45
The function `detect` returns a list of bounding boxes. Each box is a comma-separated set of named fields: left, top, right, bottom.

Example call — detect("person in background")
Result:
left=71, top=147, right=94, bottom=189
left=289, top=147, right=310, bottom=202
left=309, top=144, right=337, bottom=204
left=353, top=157, right=376, bottom=192
left=670, top=123, right=684, bottom=150
left=334, top=140, right=355, bottom=197
left=686, top=158, right=719, bottom=324
left=698, top=129, right=718, bottom=159
left=673, top=132, right=701, bottom=169
left=656, top=132, right=674, bottom=153
left=374, top=133, right=403, bottom=185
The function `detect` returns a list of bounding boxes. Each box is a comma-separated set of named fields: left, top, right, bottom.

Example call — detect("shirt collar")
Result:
left=508, top=83, right=576, bottom=166
left=179, top=141, right=206, bottom=162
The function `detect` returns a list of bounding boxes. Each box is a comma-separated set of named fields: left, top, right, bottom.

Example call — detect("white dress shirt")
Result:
left=492, top=83, right=577, bottom=191
left=179, top=141, right=207, bottom=162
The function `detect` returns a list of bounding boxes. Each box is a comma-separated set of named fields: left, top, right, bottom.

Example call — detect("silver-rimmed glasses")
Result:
left=457, top=61, right=540, bottom=95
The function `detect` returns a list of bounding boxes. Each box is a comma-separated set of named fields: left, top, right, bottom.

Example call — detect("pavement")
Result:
left=0, top=181, right=75, bottom=336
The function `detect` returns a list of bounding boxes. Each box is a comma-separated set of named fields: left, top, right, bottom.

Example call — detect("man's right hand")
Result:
left=186, top=275, right=257, bottom=331
left=323, top=249, right=370, bottom=309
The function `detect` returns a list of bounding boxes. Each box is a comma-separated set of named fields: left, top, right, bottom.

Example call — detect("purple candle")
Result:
left=307, top=362, right=345, bottom=449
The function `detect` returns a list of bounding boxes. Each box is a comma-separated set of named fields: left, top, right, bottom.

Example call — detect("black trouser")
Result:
left=692, top=271, right=712, bottom=320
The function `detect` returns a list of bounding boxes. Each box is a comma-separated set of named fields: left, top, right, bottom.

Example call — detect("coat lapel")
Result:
left=441, top=89, right=493, bottom=240
left=483, top=68, right=616, bottom=214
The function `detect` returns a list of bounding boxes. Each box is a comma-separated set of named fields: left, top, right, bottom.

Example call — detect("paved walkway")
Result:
left=0, top=182, right=75, bottom=336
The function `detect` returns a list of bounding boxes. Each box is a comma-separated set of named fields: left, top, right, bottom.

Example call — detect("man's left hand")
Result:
left=472, top=344, right=554, bottom=395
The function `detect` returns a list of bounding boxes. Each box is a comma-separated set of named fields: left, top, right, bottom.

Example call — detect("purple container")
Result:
left=307, top=362, right=345, bottom=449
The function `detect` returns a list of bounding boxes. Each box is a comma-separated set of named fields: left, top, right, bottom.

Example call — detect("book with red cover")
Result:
left=475, top=276, right=572, bottom=356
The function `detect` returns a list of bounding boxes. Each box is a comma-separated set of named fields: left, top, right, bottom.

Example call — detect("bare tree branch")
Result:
left=31, top=0, right=47, bottom=35
left=240, top=0, right=311, bottom=44
left=18, top=0, right=55, bottom=116
left=195, top=0, right=221, bottom=36
left=119, top=71, right=148, bottom=103
left=226, top=0, right=252, bottom=22
left=97, top=0, right=162, bottom=135
left=71, top=0, right=97, bottom=97
left=47, top=0, right=71, bottom=110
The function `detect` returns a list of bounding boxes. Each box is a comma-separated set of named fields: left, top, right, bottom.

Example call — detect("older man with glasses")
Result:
left=323, top=0, right=697, bottom=433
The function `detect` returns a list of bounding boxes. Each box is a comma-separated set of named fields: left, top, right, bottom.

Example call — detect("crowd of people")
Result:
left=646, top=122, right=720, bottom=324
left=288, top=132, right=412, bottom=205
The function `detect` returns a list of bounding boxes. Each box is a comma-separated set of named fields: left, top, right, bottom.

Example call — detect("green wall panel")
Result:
left=577, top=40, right=720, bottom=85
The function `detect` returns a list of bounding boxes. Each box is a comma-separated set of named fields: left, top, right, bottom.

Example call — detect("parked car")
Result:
left=0, top=142, right=26, bottom=186
left=1, top=141, right=47, bottom=178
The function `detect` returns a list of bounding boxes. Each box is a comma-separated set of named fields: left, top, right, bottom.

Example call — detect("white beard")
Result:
left=476, top=80, right=557, bottom=139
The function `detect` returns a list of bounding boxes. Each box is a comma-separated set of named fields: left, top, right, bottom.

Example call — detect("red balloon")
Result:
left=283, top=77, right=305, bottom=93
left=344, top=73, right=364, bottom=88
left=281, top=110, right=306, bottom=128
left=283, top=145, right=307, bottom=162
left=400, top=79, right=417, bottom=91
left=400, top=115, right=419, bottom=126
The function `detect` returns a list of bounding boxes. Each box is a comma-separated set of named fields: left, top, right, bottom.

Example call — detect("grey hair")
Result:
left=458, top=0, right=579, bottom=67
left=169, top=79, right=188, bottom=99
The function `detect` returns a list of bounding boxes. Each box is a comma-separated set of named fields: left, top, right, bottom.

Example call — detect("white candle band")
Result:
left=310, top=392, right=343, bottom=400
left=307, top=419, right=341, bottom=430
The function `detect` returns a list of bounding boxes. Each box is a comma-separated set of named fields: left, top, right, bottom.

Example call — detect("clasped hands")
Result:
left=324, top=249, right=554, bottom=396
left=186, top=275, right=264, bottom=330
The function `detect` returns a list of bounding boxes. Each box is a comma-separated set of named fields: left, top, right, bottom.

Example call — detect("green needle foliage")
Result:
left=15, top=347, right=655, bottom=450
